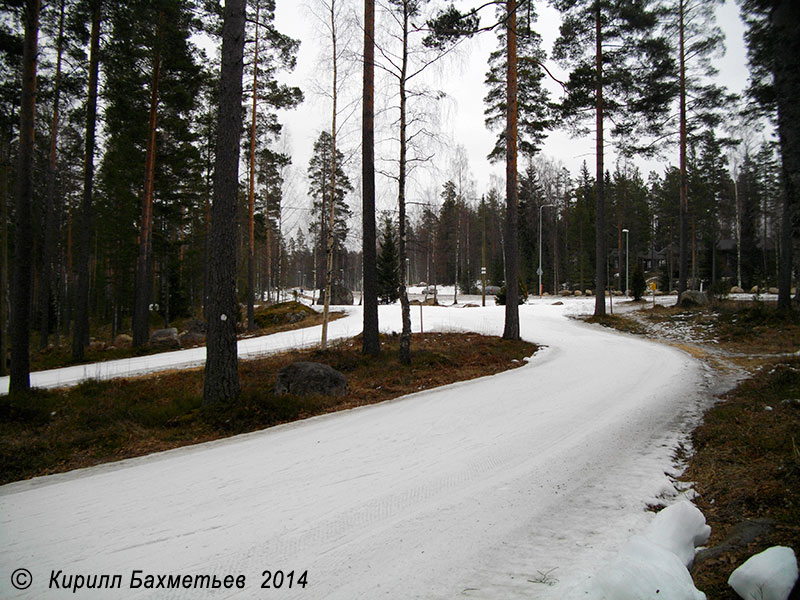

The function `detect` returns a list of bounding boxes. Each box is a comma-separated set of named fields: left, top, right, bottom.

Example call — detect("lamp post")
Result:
left=539, top=204, right=556, bottom=297
left=622, top=228, right=629, bottom=297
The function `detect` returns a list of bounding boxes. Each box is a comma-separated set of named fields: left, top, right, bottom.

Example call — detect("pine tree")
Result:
left=740, top=0, right=800, bottom=310
left=483, top=3, right=550, bottom=163
left=9, top=0, right=39, bottom=392
left=553, top=0, right=675, bottom=315
left=362, top=0, right=379, bottom=355
left=203, top=0, right=246, bottom=405
left=377, top=214, right=400, bottom=304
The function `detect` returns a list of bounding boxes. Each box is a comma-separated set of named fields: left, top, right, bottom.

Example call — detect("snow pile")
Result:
left=728, top=546, right=798, bottom=600
left=589, top=502, right=710, bottom=600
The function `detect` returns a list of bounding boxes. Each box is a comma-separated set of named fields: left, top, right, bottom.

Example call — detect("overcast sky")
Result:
left=270, top=0, right=753, bottom=236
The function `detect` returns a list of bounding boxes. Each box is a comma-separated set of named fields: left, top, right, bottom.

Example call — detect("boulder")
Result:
left=751, top=285, right=760, bottom=294
left=185, top=318, right=207, bottom=334
left=149, top=327, right=180, bottom=349
left=585, top=290, right=594, bottom=296
left=113, top=334, right=132, bottom=348
left=317, top=283, right=354, bottom=306
left=560, top=290, right=573, bottom=296
left=574, top=290, right=583, bottom=296
left=730, top=286, right=745, bottom=294
left=769, top=287, right=779, bottom=294
left=274, top=362, right=348, bottom=397
left=678, top=290, right=709, bottom=307
left=88, top=340, right=106, bottom=352
left=180, top=331, right=205, bottom=347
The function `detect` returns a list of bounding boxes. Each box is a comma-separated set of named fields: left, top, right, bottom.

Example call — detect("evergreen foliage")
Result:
left=377, top=214, right=400, bottom=304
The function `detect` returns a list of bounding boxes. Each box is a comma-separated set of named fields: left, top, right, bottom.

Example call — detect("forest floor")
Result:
left=0, top=331, right=535, bottom=485
left=585, top=299, right=800, bottom=597
left=27, top=301, right=344, bottom=372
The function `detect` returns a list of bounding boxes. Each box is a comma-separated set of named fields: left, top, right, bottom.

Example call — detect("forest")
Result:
left=2, top=0, right=798, bottom=401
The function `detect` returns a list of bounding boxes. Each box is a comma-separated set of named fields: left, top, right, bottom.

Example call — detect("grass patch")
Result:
left=684, top=357, right=800, bottom=597
left=1, top=332, right=536, bottom=484
left=583, top=313, right=648, bottom=336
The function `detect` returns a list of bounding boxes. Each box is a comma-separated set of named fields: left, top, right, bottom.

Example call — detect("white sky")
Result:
left=271, top=0, right=753, bottom=236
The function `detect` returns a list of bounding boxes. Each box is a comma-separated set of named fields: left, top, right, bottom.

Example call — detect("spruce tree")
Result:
left=377, top=214, right=400, bottom=304
left=307, top=131, right=352, bottom=300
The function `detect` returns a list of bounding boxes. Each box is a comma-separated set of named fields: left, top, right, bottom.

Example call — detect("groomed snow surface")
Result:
left=2, top=297, right=724, bottom=598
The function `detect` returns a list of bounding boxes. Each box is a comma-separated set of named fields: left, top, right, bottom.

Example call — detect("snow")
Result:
left=580, top=502, right=710, bottom=599
left=728, top=546, right=799, bottom=600
left=1, top=298, right=717, bottom=598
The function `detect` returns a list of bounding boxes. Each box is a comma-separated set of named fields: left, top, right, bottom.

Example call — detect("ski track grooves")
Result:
left=0, top=303, right=709, bottom=599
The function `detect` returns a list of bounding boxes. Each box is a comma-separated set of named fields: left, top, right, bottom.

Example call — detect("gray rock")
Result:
left=560, top=290, right=573, bottom=296
left=678, top=290, right=709, bottom=307
left=113, top=334, right=132, bottom=348
left=150, top=327, right=180, bottom=349
left=731, top=286, right=745, bottom=294
left=275, top=362, right=348, bottom=397
left=693, top=519, right=775, bottom=570
left=185, top=319, right=207, bottom=334
left=317, top=283, right=354, bottom=306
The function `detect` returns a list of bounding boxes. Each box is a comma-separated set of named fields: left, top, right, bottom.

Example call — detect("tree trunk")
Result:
left=398, top=1, right=411, bottom=365
left=361, top=0, right=379, bottom=356
left=503, top=0, right=520, bottom=339
left=247, top=1, right=260, bottom=330
left=132, top=11, right=164, bottom=347
left=0, top=139, right=8, bottom=376
left=39, top=0, right=65, bottom=350
left=321, top=0, right=337, bottom=351
left=10, top=0, right=39, bottom=392
left=593, top=0, right=606, bottom=317
left=72, top=3, right=98, bottom=361
left=203, top=0, right=246, bottom=405
left=773, top=0, right=800, bottom=311
left=677, top=0, right=689, bottom=298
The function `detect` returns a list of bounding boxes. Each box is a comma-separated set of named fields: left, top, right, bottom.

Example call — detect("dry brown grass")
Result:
left=1, top=332, right=536, bottom=485
left=684, top=358, right=800, bottom=597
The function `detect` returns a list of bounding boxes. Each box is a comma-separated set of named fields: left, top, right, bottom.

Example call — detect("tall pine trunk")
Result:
left=39, top=0, right=65, bottom=350
left=9, top=0, right=39, bottom=391
left=132, top=11, right=165, bottom=347
left=774, top=0, right=799, bottom=311
left=247, top=2, right=260, bottom=330
left=503, top=0, right=521, bottom=340
left=677, top=0, right=689, bottom=298
left=72, top=0, right=102, bottom=360
left=0, top=138, right=8, bottom=376
left=362, top=0, right=379, bottom=356
left=593, top=0, right=606, bottom=317
left=203, top=0, right=246, bottom=405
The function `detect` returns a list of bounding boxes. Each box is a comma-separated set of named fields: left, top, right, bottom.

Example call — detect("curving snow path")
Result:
left=1, top=300, right=714, bottom=598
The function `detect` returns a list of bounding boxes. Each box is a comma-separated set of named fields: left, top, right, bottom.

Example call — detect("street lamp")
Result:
left=622, top=228, right=629, bottom=297
left=539, top=204, right=556, bottom=297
